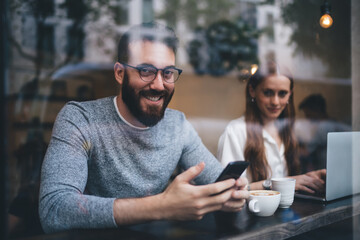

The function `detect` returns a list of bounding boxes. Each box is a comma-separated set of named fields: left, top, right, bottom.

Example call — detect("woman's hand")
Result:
left=306, top=169, right=326, bottom=180
left=291, top=169, right=326, bottom=194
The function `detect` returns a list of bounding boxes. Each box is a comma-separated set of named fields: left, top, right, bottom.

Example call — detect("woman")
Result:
left=217, top=65, right=325, bottom=193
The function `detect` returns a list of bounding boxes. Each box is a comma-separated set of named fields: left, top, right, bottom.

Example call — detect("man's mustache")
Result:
left=140, top=89, right=169, bottom=97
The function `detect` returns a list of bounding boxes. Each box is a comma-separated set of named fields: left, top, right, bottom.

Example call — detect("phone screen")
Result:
left=215, top=161, right=249, bottom=182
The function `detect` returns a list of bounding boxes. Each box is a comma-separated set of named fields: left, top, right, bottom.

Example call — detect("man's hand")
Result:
left=221, top=177, right=249, bottom=212
left=159, top=162, right=249, bottom=221
left=113, top=162, right=249, bottom=225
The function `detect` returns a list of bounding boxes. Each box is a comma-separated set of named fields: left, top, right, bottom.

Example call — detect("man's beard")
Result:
left=122, top=73, right=174, bottom=127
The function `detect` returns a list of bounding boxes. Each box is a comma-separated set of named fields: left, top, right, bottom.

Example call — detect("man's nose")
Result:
left=149, top=71, right=165, bottom=90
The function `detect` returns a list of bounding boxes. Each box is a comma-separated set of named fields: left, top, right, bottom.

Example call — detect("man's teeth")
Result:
left=145, top=95, right=161, bottom=101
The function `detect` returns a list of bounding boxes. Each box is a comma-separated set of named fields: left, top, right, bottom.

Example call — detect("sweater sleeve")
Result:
left=39, top=103, right=117, bottom=233
left=178, top=117, right=223, bottom=185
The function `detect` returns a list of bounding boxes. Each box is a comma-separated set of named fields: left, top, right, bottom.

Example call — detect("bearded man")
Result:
left=39, top=22, right=248, bottom=233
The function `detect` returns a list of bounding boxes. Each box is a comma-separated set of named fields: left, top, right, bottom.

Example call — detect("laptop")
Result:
left=295, top=131, right=360, bottom=202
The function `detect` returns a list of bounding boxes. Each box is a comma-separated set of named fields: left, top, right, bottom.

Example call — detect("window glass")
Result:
left=143, top=0, right=153, bottom=23
left=3, top=0, right=356, bottom=238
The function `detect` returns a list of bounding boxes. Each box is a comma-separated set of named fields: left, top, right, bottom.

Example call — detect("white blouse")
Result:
left=217, top=116, right=288, bottom=182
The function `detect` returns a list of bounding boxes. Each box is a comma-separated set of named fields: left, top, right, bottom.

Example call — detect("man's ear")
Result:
left=249, top=85, right=256, bottom=98
left=114, top=62, right=125, bottom=85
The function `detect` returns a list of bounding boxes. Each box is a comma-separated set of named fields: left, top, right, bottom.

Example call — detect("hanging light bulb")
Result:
left=320, top=0, right=333, bottom=28
left=250, top=64, right=258, bottom=75
left=320, top=14, right=333, bottom=28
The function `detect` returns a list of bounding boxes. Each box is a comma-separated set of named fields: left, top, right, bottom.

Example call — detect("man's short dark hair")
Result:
left=117, top=22, right=178, bottom=63
left=299, top=94, right=327, bottom=114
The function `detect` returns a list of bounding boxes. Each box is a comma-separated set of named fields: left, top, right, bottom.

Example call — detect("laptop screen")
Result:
left=326, top=131, right=360, bottom=201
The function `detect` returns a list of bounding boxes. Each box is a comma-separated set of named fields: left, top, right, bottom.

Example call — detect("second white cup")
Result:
left=271, top=178, right=296, bottom=208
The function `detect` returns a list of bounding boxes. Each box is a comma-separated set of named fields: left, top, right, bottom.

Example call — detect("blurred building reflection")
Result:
left=3, top=0, right=354, bottom=238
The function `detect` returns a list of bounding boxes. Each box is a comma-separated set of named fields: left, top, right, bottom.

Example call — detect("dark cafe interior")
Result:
left=1, top=0, right=360, bottom=239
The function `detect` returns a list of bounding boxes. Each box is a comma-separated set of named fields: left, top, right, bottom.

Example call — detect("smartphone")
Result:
left=215, top=161, right=249, bottom=182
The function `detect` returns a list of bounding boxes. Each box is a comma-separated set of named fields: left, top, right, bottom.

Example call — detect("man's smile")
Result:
left=140, top=90, right=168, bottom=105
left=143, top=94, right=163, bottom=102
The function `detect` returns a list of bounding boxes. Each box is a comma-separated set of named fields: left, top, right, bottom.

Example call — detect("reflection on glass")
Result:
left=4, top=0, right=353, bottom=238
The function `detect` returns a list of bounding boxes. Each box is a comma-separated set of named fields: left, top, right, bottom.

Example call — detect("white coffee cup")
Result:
left=248, top=190, right=281, bottom=217
left=271, top=178, right=296, bottom=208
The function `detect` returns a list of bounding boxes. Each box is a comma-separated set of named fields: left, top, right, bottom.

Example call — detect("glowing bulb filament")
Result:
left=250, top=64, right=258, bottom=75
left=320, top=13, right=333, bottom=28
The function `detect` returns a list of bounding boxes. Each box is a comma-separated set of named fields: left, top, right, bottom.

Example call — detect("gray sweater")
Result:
left=39, top=96, right=222, bottom=233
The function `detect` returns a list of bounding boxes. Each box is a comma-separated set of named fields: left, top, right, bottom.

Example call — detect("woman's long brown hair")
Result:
left=244, top=70, right=300, bottom=182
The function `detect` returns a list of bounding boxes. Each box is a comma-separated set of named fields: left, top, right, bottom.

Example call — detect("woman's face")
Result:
left=249, top=74, right=292, bottom=123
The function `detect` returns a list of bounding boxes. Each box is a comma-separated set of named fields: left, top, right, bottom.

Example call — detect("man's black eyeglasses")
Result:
left=121, top=63, right=182, bottom=83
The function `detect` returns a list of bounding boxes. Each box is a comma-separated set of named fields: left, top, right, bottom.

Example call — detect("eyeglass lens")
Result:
left=139, top=66, right=180, bottom=83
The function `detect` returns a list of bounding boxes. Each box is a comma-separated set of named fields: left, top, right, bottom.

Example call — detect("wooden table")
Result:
left=21, top=194, right=360, bottom=240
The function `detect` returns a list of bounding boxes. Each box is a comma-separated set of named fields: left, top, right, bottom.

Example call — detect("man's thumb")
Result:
left=177, top=162, right=205, bottom=183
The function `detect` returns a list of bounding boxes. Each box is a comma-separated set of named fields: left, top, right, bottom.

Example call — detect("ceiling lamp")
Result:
left=250, top=64, right=258, bottom=75
left=320, top=0, right=333, bottom=28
